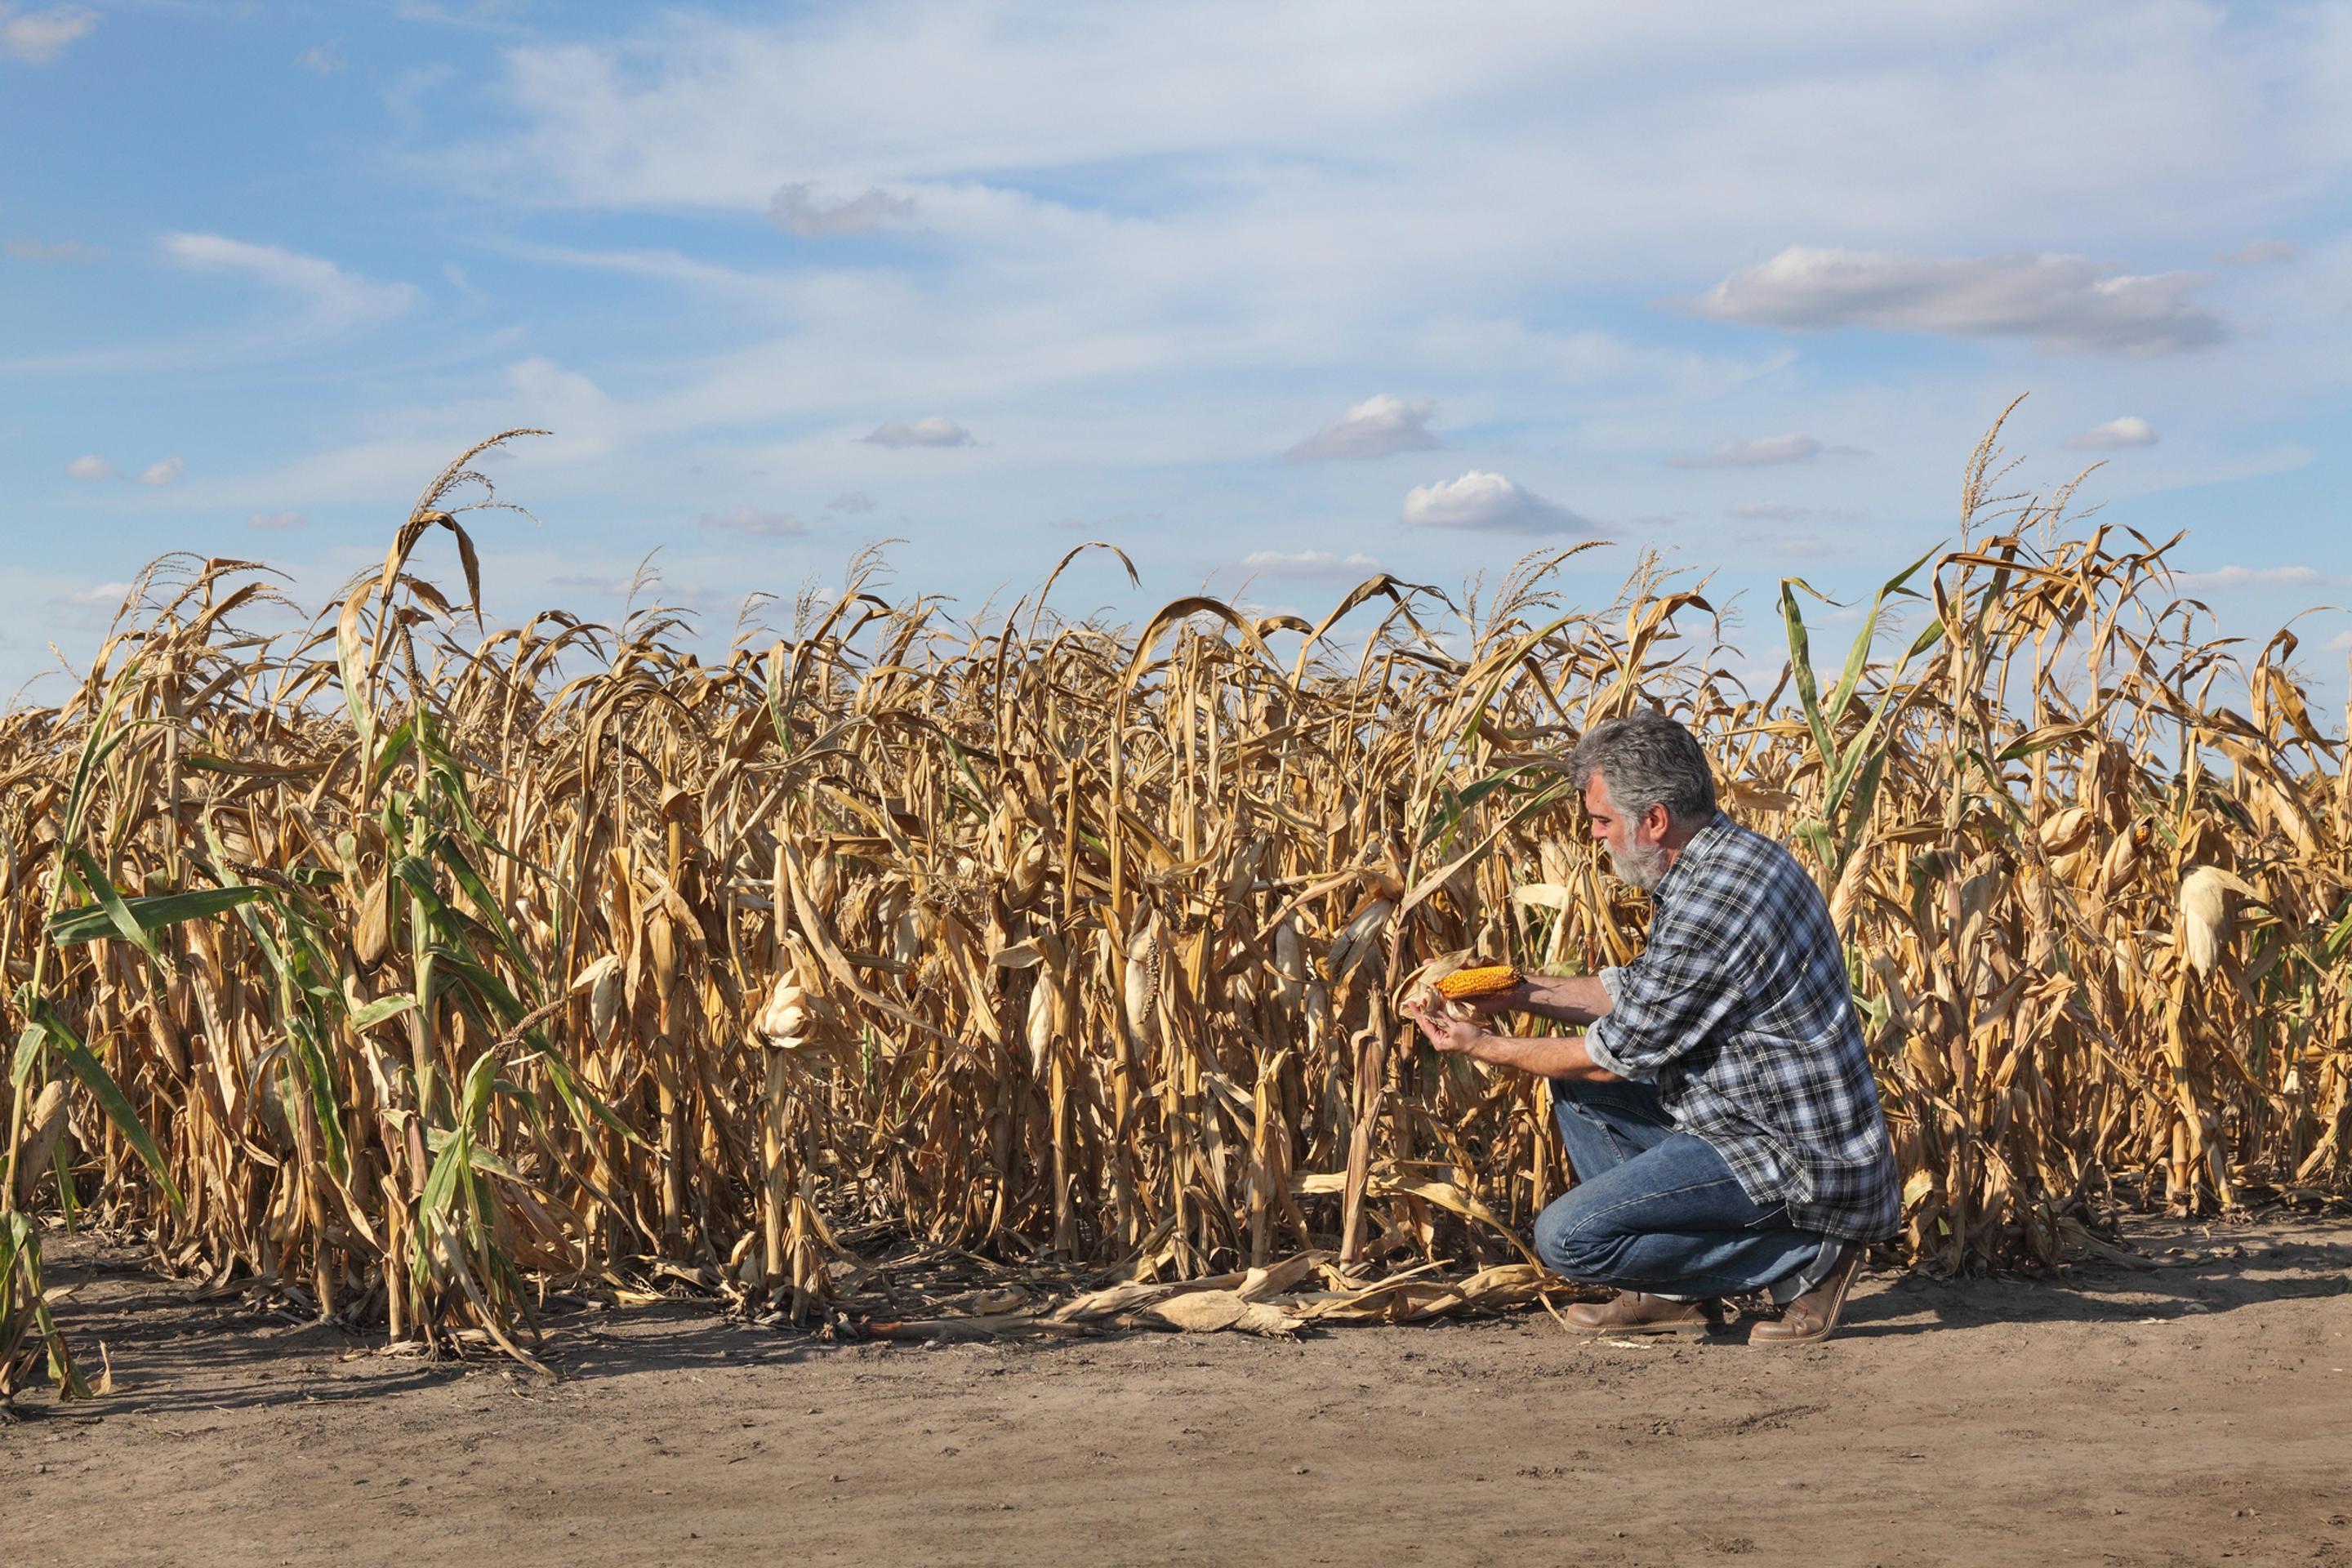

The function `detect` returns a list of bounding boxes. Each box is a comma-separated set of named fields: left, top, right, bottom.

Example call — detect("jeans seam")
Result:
left=1573, top=1175, right=1746, bottom=1230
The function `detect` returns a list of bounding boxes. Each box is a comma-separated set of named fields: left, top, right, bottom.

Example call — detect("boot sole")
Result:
left=1564, top=1315, right=1713, bottom=1338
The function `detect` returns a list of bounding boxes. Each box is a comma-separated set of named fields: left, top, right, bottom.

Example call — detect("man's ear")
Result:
left=1644, top=803, right=1673, bottom=841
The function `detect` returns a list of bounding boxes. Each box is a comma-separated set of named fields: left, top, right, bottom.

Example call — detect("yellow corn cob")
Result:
left=1433, top=963, right=1522, bottom=999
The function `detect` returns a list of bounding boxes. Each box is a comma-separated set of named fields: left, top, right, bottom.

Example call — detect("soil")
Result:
left=6, top=1214, right=2350, bottom=1568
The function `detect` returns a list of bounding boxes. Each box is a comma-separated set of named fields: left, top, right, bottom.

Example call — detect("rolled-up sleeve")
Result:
left=1584, top=930, right=1744, bottom=1082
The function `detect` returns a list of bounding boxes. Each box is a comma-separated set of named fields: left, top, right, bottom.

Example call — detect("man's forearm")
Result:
left=1517, top=973, right=1612, bottom=1028
left=1464, top=1030, right=1619, bottom=1083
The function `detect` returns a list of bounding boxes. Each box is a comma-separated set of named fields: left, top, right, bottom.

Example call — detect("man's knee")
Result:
left=1534, top=1192, right=1625, bottom=1280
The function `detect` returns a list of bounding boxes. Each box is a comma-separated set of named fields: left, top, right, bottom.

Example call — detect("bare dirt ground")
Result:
left=6, top=1215, right=2350, bottom=1568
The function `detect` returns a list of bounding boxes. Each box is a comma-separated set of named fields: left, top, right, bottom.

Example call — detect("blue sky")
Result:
left=4, top=1, right=2350, bottom=710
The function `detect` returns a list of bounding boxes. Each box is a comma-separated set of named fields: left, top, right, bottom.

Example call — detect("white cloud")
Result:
left=860, top=416, right=973, bottom=448
left=0, top=4, right=95, bottom=64
left=2225, top=239, right=2297, bottom=265
left=136, top=457, right=183, bottom=487
left=2324, top=629, right=2351, bottom=653
left=1666, top=432, right=1827, bottom=468
left=5, top=238, right=98, bottom=261
left=1728, top=501, right=1810, bottom=521
left=1285, top=394, right=1442, bottom=461
left=64, top=581, right=131, bottom=608
left=1687, top=246, right=2226, bottom=354
left=247, top=510, right=307, bottom=530
left=296, top=42, right=345, bottom=76
left=701, top=508, right=803, bottom=538
left=546, top=570, right=739, bottom=617
left=1401, top=471, right=1597, bottom=536
left=768, top=184, right=915, bottom=238
left=1735, top=531, right=1834, bottom=559
left=2170, top=565, right=2344, bottom=590
left=2068, top=416, right=2158, bottom=450
left=826, top=491, right=876, bottom=514
left=159, top=233, right=419, bottom=332
left=65, top=454, right=113, bottom=479
left=1232, top=550, right=1383, bottom=578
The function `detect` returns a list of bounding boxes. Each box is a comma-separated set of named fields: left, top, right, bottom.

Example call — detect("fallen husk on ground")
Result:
left=844, top=1248, right=1593, bottom=1341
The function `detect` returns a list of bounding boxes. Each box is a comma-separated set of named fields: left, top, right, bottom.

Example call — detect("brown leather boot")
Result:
left=1561, top=1291, right=1717, bottom=1336
left=1749, top=1244, right=1864, bottom=1346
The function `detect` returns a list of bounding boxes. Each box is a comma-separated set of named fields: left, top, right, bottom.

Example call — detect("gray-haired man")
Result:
left=1406, top=710, right=1898, bottom=1343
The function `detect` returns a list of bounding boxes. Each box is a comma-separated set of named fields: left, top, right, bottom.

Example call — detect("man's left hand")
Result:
left=1406, top=1001, right=1487, bottom=1058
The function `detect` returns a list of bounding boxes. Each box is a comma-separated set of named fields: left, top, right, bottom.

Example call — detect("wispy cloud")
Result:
left=769, top=184, right=915, bottom=238
left=247, top=510, right=308, bottom=531
left=1687, top=247, right=2225, bottom=354
left=701, top=508, right=803, bottom=538
left=295, top=42, right=345, bottom=76
left=1285, top=394, right=1441, bottom=461
left=547, top=571, right=738, bottom=617
left=2170, top=565, right=2345, bottom=590
left=2223, top=239, right=2297, bottom=266
left=5, top=238, right=99, bottom=262
left=1666, top=432, right=1833, bottom=469
left=159, top=233, right=419, bottom=332
left=62, top=580, right=131, bottom=608
left=65, top=452, right=185, bottom=484
left=0, top=4, right=95, bottom=65
left=1728, top=501, right=1810, bottom=521
left=826, top=491, right=875, bottom=515
left=2067, top=416, right=2157, bottom=450
left=1230, top=550, right=1382, bottom=578
left=1402, top=471, right=1597, bottom=536
left=860, top=416, right=973, bottom=449
left=1735, top=531, right=1833, bottom=559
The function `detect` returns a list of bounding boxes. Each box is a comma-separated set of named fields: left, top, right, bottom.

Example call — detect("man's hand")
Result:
left=1437, top=978, right=1531, bottom=1025
left=1406, top=1000, right=1489, bottom=1058
left=1404, top=1000, right=1621, bottom=1084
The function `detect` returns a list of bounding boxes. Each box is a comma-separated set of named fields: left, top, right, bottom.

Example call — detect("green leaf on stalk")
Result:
left=430, top=832, right=541, bottom=992
left=33, top=1000, right=182, bottom=1210
left=368, top=716, right=417, bottom=788
left=1779, top=579, right=1836, bottom=772
left=45, top=885, right=262, bottom=947
left=12, top=1021, right=49, bottom=1088
left=285, top=1018, right=350, bottom=1180
left=346, top=994, right=418, bottom=1031
left=62, top=848, right=162, bottom=966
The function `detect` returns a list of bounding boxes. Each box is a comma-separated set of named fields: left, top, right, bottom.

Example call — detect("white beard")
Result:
left=1608, top=837, right=1670, bottom=892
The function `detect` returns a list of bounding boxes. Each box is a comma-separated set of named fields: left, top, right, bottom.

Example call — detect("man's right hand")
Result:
left=1437, top=978, right=1531, bottom=1025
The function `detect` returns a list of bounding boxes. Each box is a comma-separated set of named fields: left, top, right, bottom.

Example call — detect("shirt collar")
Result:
left=1652, top=808, right=1731, bottom=902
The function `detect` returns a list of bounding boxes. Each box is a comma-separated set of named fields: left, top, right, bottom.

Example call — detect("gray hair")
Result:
left=1567, top=710, right=1717, bottom=829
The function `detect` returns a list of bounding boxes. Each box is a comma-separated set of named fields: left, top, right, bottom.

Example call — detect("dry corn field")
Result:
left=3, top=412, right=2348, bottom=1397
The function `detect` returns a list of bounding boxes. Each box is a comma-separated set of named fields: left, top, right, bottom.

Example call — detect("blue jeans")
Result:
left=1534, top=1077, right=1833, bottom=1301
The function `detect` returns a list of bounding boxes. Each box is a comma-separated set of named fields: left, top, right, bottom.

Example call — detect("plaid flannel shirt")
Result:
left=1583, top=810, right=1900, bottom=1241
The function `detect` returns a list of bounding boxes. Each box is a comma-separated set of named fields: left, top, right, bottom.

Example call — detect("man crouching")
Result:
left=1406, top=710, right=1898, bottom=1344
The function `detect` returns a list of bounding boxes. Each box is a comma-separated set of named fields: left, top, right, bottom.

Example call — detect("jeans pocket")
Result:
left=1742, top=1203, right=1791, bottom=1231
